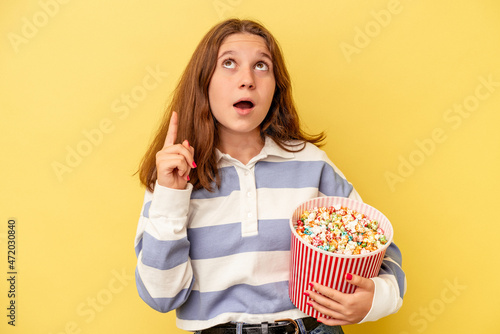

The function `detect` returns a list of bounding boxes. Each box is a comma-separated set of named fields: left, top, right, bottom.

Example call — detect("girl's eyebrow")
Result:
left=217, top=50, right=273, bottom=62
left=217, top=50, right=235, bottom=60
left=260, top=52, right=273, bottom=62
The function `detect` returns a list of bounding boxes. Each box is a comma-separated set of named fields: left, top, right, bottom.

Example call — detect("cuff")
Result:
left=149, top=181, right=193, bottom=219
left=358, top=277, right=399, bottom=323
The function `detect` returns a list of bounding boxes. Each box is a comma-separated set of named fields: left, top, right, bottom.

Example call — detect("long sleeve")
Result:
left=134, top=182, right=195, bottom=313
left=360, top=241, right=406, bottom=322
left=339, top=180, right=406, bottom=322
left=132, top=139, right=407, bottom=331
left=348, top=189, right=407, bottom=323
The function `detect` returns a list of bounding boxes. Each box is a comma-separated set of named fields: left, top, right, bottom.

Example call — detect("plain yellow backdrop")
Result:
left=1, top=0, right=499, bottom=333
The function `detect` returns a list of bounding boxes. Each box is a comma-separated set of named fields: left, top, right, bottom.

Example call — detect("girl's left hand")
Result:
left=305, top=273, right=374, bottom=326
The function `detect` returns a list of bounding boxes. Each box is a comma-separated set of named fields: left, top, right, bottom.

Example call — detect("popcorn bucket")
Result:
left=288, top=196, right=393, bottom=318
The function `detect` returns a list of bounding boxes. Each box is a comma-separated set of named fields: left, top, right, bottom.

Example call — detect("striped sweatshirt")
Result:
left=134, top=137, right=406, bottom=331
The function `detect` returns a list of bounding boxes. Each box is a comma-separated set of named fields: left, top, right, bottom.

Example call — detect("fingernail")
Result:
left=186, top=140, right=190, bottom=147
left=308, top=283, right=314, bottom=289
left=316, top=319, right=322, bottom=323
left=192, top=161, right=197, bottom=168
left=306, top=302, right=313, bottom=307
left=346, top=273, right=352, bottom=280
left=303, top=292, right=310, bottom=297
left=186, top=175, right=190, bottom=181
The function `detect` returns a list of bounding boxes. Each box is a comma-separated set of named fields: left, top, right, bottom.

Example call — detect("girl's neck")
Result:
left=218, top=130, right=264, bottom=165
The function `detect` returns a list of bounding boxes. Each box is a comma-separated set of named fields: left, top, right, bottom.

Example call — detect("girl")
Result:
left=134, top=19, right=405, bottom=334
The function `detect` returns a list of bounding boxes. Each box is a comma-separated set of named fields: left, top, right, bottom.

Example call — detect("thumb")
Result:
left=345, top=273, right=374, bottom=291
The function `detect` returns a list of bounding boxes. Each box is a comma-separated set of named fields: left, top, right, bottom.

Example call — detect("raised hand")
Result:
left=155, top=111, right=196, bottom=189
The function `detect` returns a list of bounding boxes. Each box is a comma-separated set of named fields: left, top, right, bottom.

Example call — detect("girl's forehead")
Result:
left=218, top=33, right=270, bottom=54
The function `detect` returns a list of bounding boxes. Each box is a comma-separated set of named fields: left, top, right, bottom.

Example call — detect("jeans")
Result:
left=194, top=324, right=344, bottom=334
left=309, top=324, right=344, bottom=334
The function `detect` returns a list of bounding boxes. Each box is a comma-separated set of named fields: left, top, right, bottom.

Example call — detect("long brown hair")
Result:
left=138, top=19, right=325, bottom=192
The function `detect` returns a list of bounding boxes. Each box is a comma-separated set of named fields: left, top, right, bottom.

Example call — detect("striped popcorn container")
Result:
left=288, top=196, right=393, bottom=318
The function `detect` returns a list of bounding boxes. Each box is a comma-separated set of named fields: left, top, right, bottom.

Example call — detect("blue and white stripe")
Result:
left=134, top=138, right=405, bottom=331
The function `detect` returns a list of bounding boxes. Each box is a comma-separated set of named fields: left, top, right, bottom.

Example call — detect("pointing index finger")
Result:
left=164, top=111, right=178, bottom=148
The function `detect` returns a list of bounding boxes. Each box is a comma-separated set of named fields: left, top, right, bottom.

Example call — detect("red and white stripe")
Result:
left=288, top=196, right=393, bottom=318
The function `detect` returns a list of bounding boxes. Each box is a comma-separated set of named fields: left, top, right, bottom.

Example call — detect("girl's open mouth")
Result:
left=233, top=100, right=255, bottom=115
left=233, top=100, right=254, bottom=109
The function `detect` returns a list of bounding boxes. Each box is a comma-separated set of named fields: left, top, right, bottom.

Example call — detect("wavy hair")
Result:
left=138, top=19, right=325, bottom=192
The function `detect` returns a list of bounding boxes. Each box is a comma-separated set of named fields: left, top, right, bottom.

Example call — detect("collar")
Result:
left=215, top=136, right=295, bottom=164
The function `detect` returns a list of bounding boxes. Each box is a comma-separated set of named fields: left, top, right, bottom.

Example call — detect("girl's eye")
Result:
left=222, top=59, right=236, bottom=69
left=255, top=62, right=269, bottom=71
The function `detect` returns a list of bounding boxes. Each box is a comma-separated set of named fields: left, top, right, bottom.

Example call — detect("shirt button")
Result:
left=247, top=192, right=252, bottom=197
left=247, top=212, right=252, bottom=218
left=244, top=171, right=249, bottom=176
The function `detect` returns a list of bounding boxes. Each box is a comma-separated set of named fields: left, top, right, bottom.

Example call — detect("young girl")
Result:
left=134, top=19, right=405, bottom=334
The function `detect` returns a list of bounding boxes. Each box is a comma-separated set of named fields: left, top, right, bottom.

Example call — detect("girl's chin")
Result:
left=219, top=124, right=261, bottom=138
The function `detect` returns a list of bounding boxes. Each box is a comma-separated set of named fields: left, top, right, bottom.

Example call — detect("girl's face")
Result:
left=208, top=33, right=276, bottom=141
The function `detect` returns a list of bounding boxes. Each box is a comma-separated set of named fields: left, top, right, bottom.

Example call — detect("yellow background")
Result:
left=1, top=0, right=499, bottom=333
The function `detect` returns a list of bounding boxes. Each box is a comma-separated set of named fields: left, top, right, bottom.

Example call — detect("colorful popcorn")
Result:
left=295, top=204, right=388, bottom=255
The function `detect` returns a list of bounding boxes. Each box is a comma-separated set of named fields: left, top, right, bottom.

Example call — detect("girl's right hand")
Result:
left=155, top=111, right=196, bottom=189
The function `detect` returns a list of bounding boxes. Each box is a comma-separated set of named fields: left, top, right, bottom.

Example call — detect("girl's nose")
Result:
left=239, top=67, right=255, bottom=89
